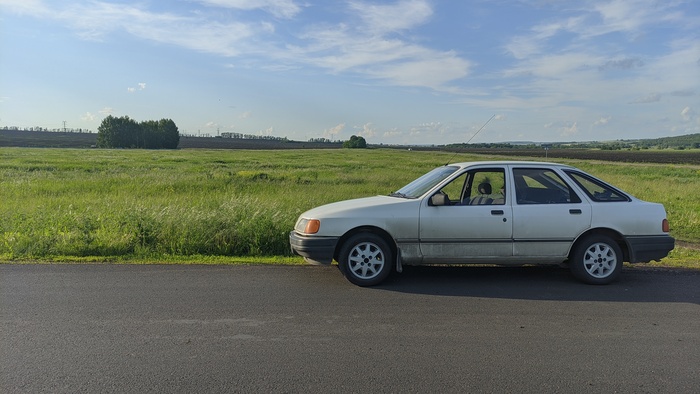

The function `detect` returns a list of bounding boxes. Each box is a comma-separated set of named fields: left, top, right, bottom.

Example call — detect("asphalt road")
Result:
left=1, top=264, right=699, bottom=393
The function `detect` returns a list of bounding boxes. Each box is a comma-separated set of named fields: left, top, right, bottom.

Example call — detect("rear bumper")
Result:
left=625, top=235, right=675, bottom=263
left=289, top=231, right=338, bottom=264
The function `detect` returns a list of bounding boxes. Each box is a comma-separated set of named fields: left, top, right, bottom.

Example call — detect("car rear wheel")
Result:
left=570, top=234, right=622, bottom=285
left=338, top=233, right=393, bottom=286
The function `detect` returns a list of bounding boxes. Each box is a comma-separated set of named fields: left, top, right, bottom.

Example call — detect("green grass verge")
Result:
left=644, top=246, right=700, bottom=270
left=0, top=254, right=307, bottom=265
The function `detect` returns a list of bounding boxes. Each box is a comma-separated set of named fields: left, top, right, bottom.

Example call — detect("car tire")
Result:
left=570, top=234, right=622, bottom=285
left=338, top=233, right=393, bottom=286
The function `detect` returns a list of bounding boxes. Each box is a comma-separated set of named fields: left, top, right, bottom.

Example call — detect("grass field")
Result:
left=1, top=147, right=698, bottom=267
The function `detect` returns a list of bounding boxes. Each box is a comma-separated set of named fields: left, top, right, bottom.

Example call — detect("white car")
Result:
left=289, top=161, right=675, bottom=286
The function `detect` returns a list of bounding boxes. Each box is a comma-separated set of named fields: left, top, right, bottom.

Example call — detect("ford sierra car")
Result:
left=290, top=161, right=674, bottom=286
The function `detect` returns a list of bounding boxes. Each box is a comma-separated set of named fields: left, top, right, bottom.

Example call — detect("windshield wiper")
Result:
left=389, top=191, right=408, bottom=198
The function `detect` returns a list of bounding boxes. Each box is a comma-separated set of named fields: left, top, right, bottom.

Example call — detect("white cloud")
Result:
left=588, top=0, right=686, bottom=38
left=561, top=122, right=578, bottom=137
left=409, top=122, right=447, bottom=138
left=630, top=92, right=661, bottom=104
left=681, top=107, right=694, bottom=122
left=348, top=0, right=432, bottom=34
left=195, top=0, right=302, bottom=19
left=285, top=0, right=470, bottom=90
left=505, top=16, right=584, bottom=59
left=355, top=122, right=376, bottom=139
left=323, top=123, right=345, bottom=138
left=98, top=107, right=114, bottom=115
left=257, top=126, right=274, bottom=135
left=592, top=0, right=652, bottom=34
left=367, top=52, right=469, bottom=90
left=504, top=35, right=541, bottom=60
left=0, top=0, right=49, bottom=16
left=544, top=121, right=579, bottom=137
left=641, top=39, right=700, bottom=94
left=593, top=116, right=611, bottom=126
left=505, top=52, right=601, bottom=79
left=670, top=89, right=696, bottom=97
left=239, top=111, right=252, bottom=119
left=383, top=128, right=402, bottom=139
left=81, top=112, right=96, bottom=121
left=598, top=57, right=644, bottom=71
left=127, top=82, right=146, bottom=93
left=49, top=2, right=257, bottom=56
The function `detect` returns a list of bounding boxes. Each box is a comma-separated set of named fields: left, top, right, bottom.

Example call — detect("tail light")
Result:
left=662, top=219, right=670, bottom=233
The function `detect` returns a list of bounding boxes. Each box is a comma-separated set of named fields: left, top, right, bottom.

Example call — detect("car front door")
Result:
left=418, top=167, right=513, bottom=262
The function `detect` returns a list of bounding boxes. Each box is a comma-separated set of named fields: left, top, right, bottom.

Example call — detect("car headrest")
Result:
left=478, top=182, right=492, bottom=194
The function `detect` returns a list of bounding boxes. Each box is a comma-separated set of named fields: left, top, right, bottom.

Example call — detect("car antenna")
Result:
left=445, top=114, right=495, bottom=166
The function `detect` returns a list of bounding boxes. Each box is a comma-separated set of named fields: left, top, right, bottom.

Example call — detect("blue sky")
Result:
left=1, top=0, right=698, bottom=145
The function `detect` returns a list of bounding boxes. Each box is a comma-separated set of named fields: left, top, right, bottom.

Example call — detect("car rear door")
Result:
left=510, top=166, right=592, bottom=260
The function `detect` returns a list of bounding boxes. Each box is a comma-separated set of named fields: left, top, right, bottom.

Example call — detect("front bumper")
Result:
left=289, top=231, right=339, bottom=264
left=625, top=235, right=675, bottom=263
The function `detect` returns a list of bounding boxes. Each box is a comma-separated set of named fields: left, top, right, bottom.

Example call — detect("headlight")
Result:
left=295, top=218, right=320, bottom=234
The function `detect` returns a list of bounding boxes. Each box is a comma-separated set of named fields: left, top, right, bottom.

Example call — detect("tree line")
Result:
left=97, top=116, right=179, bottom=149
left=1, top=126, right=93, bottom=133
left=219, top=132, right=289, bottom=141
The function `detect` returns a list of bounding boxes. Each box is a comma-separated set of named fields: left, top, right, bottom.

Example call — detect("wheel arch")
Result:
left=333, top=226, right=398, bottom=263
left=570, top=228, right=630, bottom=262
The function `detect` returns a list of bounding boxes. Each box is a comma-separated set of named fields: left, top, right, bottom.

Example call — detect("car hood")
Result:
left=300, top=195, right=414, bottom=219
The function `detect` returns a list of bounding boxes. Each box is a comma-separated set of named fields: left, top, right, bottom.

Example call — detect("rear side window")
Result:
left=513, top=168, right=581, bottom=204
left=564, top=171, right=630, bottom=202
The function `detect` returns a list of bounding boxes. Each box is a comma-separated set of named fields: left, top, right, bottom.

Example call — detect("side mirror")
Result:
left=429, top=193, right=448, bottom=206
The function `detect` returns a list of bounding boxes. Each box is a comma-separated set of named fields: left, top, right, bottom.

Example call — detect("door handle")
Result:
left=491, top=210, right=504, bottom=215
left=569, top=209, right=582, bottom=214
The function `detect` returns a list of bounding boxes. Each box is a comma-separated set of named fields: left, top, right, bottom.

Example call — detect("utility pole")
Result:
left=63, top=121, right=67, bottom=132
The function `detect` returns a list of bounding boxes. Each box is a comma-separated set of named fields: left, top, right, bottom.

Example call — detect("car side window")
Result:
left=513, top=168, right=581, bottom=204
left=466, top=170, right=506, bottom=205
left=434, top=169, right=506, bottom=206
left=435, top=172, right=468, bottom=205
left=564, top=170, right=630, bottom=202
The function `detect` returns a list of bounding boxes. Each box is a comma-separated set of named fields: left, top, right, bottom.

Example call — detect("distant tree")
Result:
left=139, top=119, right=178, bottom=149
left=309, top=137, right=335, bottom=143
left=140, top=120, right=160, bottom=149
left=158, top=119, right=180, bottom=149
left=343, top=135, right=367, bottom=149
left=97, top=115, right=140, bottom=148
left=97, top=116, right=179, bottom=149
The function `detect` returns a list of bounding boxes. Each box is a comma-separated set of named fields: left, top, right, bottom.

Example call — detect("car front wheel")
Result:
left=338, top=233, right=393, bottom=286
left=570, top=234, right=623, bottom=285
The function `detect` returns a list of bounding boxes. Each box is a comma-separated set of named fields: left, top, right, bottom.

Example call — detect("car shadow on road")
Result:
left=373, top=265, right=700, bottom=304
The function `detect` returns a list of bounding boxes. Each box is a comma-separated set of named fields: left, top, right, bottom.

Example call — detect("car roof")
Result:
left=448, top=160, right=576, bottom=169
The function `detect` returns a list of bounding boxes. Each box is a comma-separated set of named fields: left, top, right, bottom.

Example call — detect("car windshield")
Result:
left=390, top=166, right=459, bottom=198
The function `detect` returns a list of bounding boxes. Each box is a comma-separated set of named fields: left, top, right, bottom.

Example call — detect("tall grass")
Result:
left=0, top=148, right=432, bottom=259
left=0, top=147, right=698, bottom=261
